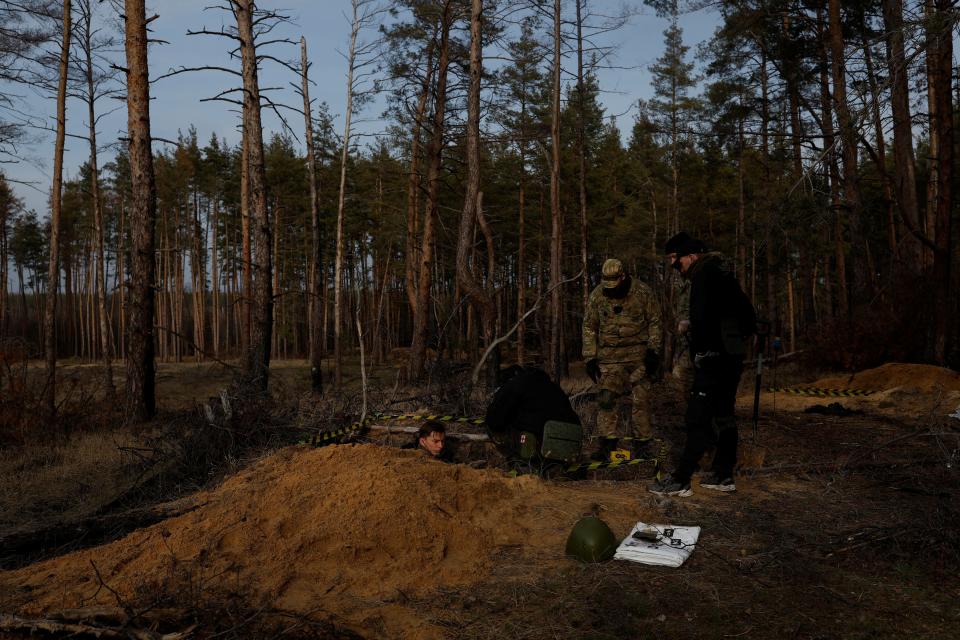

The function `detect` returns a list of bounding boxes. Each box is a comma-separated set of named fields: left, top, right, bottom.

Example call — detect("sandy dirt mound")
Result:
left=812, top=362, right=960, bottom=393
left=0, top=444, right=643, bottom=638
left=744, top=362, right=960, bottom=418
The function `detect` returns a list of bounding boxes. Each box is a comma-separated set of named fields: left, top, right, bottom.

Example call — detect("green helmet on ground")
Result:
left=565, top=516, right=617, bottom=563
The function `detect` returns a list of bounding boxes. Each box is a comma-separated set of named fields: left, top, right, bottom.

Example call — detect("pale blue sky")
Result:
left=4, top=0, right=718, bottom=215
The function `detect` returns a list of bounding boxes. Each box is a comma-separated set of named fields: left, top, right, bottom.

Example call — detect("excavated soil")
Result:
left=0, top=444, right=644, bottom=639
left=745, top=362, right=960, bottom=418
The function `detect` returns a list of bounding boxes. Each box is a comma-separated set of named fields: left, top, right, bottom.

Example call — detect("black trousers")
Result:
left=673, top=355, right=744, bottom=484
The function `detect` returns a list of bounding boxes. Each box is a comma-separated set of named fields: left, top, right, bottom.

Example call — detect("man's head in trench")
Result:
left=418, top=421, right=446, bottom=457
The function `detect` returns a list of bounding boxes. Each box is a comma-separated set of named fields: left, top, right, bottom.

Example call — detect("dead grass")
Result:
left=0, top=429, right=146, bottom=533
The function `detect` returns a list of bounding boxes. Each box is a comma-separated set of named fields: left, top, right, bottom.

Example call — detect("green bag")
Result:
left=541, top=420, right=583, bottom=462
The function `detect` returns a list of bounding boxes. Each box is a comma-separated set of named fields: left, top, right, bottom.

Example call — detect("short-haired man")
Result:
left=410, top=421, right=454, bottom=462
left=649, top=233, right=755, bottom=497
left=582, top=258, right=662, bottom=456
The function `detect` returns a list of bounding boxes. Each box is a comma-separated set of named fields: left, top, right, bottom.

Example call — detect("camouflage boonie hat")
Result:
left=601, top=258, right=625, bottom=288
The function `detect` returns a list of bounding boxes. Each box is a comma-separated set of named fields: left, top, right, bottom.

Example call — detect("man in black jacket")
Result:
left=485, top=366, right=581, bottom=461
left=649, top=232, right=756, bottom=497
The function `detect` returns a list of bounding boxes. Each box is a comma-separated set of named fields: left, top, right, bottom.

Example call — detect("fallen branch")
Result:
left=0, top=613, right=190, bottom=640
left=471, top=270, right=584, bottom=386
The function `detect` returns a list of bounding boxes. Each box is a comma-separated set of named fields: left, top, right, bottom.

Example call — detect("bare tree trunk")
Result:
left=817, top=4, right=847, bottom=319
left=926, top=0, right=953, bottom=363
left=301, top=37, right=323, bottom=393
left=828, top=0, right=867, bottom=309
left=405, top=33, right=436, bottom=316
left=547, top=0, right=563, bottom=381
left=211, top=200, right=220, bottom=356
left=240, top=132, right=251, bottom=358
left=44, top=0, right=71, bottom=416
left=409, top=0, right=453, bottom=380
left=861, top=30, right=898, bottom=265
left=0, top=204, right=7, bottom=338
left=882, top=0, right=922, bottom=271
left=516, top=150, right=526, bottom=366
left=192, top=191, right=205, bottom=362
left=575, top=0, right=589, bottom=311
left=334, top=0, right=362, bottom=388
left=124, top=0, right=157, bottom=420
left=455, top=0, right=498, bottom=388
left=235, top=0, right=273, bottom=391
left=77, top=0, right=115, bottom=396
left=736, top=109, right=746, bottom=291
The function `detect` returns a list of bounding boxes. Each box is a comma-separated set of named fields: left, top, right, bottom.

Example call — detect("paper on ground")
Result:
left=949, top=404, right=960, bottom=420
left=614, top=522, right=701, bottom=568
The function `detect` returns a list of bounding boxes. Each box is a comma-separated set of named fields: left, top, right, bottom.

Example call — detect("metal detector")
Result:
left=752, top=320, right=771, bottom=440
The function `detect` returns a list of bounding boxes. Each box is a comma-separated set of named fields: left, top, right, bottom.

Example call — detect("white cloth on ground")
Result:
left=613, top=521, right=701, bottom=567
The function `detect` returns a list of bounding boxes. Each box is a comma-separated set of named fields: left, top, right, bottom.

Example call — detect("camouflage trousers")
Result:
left=596, top=361, right=652, bottom=439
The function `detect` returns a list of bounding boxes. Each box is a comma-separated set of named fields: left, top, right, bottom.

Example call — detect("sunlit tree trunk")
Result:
left=828, top=0, right=867, bottom=309
left=301, top=37, right=324, bottom=393
left=547, top=0, right=563, bottom=381
left=882, top=0, right=922, bottom=271
left=235, top=0, right=273, bottom=390
left=44, top=0, right=71, bottom=417
left=334, top=0, right=362, bottom=387
left=409, top=1, right=453, bottom=380
left=124, top=0, right=157, bottom=420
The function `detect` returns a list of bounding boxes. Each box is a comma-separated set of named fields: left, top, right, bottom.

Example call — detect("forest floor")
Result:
left=1, top=359, right=959, bottom=639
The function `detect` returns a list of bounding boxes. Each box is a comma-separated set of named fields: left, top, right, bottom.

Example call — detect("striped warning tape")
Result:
left=306, top=412, right=485, bottom=447
left=592, top=435, right=654, bottom=442
left=768, top=387, right=876, bottom=397
left=565, top=438, right=670, bottom=474
left=370, top=412, right=486, bottom=425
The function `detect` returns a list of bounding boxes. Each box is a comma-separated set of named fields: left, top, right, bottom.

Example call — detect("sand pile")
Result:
left=745, top=362, right=960, bottom=418
left=812, top=362, right=960, bottom=393
left=2, top=444, right=645, bottom=638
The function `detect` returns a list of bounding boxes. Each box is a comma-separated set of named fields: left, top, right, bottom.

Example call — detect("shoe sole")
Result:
left=700, top=483, right=736, bottom=492
left=648, top=486, right=693, bottom=497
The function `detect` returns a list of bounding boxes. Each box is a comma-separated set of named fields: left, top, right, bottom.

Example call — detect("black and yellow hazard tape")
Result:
left=768, top=387, right=875, bottom=397
left=370, top=412, right=486, bottom=425
left=565, top=438, right=669, bottom=474
left=564, top=456, right=659, bottom=472
left=306, top=412, right=485, bottom=447
left=591, top=435, right=654, bottom=442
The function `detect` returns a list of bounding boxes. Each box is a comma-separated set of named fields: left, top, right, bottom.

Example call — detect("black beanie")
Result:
left=664, top=232, right=707, bottom=256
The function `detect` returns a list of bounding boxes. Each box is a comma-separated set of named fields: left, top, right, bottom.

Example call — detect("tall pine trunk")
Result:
left=236, top=0, right=273, bottom=391
left=334, top=0, right=362, bottom=387
left=828, top=0, right=868, bottom=310
left=547, top=0, right=563, bottom=381
left=124, top=0, right=157, bottom=420
left=44, top=0, right=71, bottom=417
left=301, top=37, right=324, bottom=393
left=409, top=1, right=453, bottom=380
left=882, top=0, right=922, bottom=271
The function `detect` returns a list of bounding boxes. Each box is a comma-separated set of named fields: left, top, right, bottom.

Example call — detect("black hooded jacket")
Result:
left=485, top=367, right=581, bottom=443
left=686, top=253, right=756, bottom=357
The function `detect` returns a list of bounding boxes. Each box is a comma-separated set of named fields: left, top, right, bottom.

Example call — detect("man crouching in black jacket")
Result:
left=485, top=365, right=581, bottom=465
left=649, top=232, right=756, bottom=497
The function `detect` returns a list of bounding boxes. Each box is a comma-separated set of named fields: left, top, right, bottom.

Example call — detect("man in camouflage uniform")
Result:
left=582, top=258, right=662, bottom=451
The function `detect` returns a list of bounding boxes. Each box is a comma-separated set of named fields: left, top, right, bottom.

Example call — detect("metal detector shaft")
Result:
left=752, top=350, right=763, bottom=439
left=752, top=321, right=771, bottom=440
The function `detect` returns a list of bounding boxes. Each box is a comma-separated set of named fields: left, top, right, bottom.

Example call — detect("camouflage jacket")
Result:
left=582, top=276, right=661, bottom=363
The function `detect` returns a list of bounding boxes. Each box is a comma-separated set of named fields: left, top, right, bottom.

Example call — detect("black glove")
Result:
left=585, top=358, right=601, bottom=383
left=644, top=348, right=661, bottom=379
